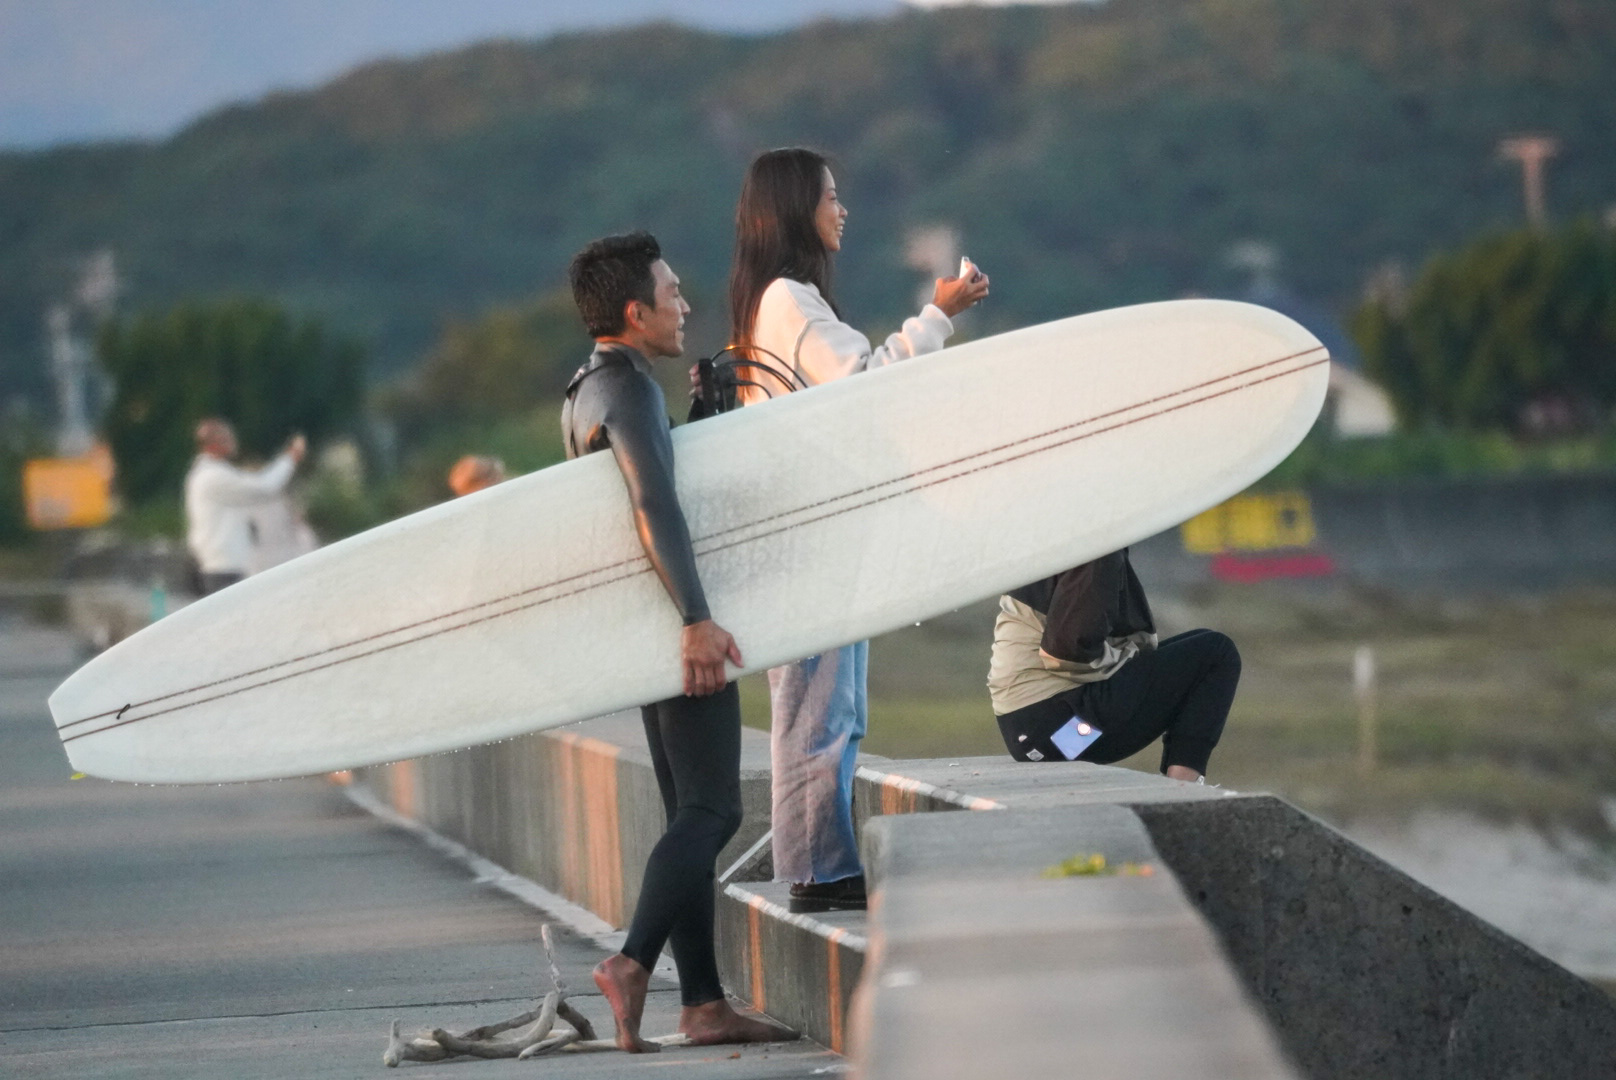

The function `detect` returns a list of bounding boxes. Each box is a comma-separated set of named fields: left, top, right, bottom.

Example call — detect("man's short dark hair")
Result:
left=569, top=232, right=662, bottom=339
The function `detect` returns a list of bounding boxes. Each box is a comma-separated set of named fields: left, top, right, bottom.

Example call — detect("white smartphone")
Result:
left=1049, top=716, right=1103, bottom=761
left=958, top=256, right=974, bottom=280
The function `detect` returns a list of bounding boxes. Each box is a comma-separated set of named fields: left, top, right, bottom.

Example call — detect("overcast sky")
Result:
left=0, top=0, right=957, bottom=150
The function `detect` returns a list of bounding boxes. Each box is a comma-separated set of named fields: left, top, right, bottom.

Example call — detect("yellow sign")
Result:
left=23, top=446, right=115, bottom=530
left=1181, top=491, right=1317, bottom=554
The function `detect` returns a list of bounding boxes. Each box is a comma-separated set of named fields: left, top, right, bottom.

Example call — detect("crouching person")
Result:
left=988, top=549, right=1240, bottom=782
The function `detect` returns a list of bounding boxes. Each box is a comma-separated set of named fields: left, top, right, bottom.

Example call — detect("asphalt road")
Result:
left=0, top=616, right=837, bottom=1079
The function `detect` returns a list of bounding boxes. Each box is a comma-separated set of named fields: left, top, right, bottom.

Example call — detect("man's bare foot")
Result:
left=679, top=998, right=797, bottom=1046
left=593, top=954, right=660, bottom=1053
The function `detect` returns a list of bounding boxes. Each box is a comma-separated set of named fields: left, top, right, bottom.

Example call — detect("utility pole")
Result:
left=1498, top=134, right=1559, bottom=228
left=46, top=249, right=119, bottom=457
left=1354, top=644, right=1378, bottom=778
left=47, top=304, right=94, bottom=457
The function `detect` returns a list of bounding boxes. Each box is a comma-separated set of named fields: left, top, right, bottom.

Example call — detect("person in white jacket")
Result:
left=184, top=418, right=306, bottom=594
left=726, top=147, right=989, bottom=912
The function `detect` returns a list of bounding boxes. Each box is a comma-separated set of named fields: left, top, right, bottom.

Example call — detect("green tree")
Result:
left=1352, top=220, right=1616, bottom=430
left=384, top=288, right=582, bottom=444
left=99, top=299, right=366, bottom=504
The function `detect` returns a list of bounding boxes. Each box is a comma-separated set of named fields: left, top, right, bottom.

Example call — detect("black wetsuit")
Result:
left=563, top=343, right=742, bottom=1006
left=995, top=552, right=1241, bottom=775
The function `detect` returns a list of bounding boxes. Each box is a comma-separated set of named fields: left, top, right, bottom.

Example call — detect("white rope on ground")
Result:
left=346, top=782, right=801, bottom=1065
left=382, top=923, right=692, bottom=1065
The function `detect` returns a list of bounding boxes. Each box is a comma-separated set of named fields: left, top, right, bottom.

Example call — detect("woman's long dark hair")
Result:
left=728, top=147, right=838, bottom=355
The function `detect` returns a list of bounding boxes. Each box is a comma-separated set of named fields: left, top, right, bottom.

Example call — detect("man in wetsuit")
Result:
left=563, top=232, right=787, bottom=1052
left=989, top=549, right=1241, bottom=781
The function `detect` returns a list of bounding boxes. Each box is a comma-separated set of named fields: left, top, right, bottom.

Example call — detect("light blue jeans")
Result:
left=768, top=641, right=869, bottom=885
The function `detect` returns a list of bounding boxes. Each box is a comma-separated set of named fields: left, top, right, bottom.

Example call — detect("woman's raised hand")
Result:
left=932, top=261, right=991, bottom=318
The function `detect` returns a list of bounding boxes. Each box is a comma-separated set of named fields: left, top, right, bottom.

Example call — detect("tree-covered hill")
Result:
left=3, top=0, right=1613, bottom=410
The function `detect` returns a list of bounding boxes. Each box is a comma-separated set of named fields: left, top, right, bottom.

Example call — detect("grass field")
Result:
left=745, top=582, right=1616, bottom=839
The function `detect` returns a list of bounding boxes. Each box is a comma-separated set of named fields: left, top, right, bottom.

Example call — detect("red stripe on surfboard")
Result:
left=688, top=345, right=1331, bottom=548
left=62, top=350, right=1327, bottom=744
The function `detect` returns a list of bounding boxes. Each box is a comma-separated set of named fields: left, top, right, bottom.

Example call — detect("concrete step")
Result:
left=855, top=806, right=1298, bottom=1080
left=716, top=881, right=867, bottom=1055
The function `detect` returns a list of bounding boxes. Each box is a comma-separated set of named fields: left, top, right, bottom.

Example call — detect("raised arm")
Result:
left=192, top=454, right=297, bottom=507
left=778, top=279, right=953, bottom=385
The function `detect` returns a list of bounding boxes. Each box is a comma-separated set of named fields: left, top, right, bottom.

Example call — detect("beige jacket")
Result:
left=987, top=594, right=1157, bottom=715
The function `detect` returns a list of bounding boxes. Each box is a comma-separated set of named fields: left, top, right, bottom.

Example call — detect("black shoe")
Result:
left=788, top=875, right=867, bottom=913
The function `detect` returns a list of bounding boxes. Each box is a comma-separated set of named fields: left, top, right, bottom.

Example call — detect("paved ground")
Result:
left=0, top=615, right=837, bottom=1079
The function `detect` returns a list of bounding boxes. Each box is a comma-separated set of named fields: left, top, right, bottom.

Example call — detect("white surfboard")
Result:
left=50, top=299, right=1328, bottom=783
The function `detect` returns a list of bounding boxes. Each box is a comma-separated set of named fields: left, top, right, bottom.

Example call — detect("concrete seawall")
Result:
left=357, top=711, right=773, bottom=930
left=1135, top=473, right=1616, bottom=591
left=854, top=804, right=1297, bottom=1079
left=1312, top=474, right=1616, bottom=588
left=1138, top=796, right=1616, bottom=1079
left=352, top=723, right=1616, bottom=1077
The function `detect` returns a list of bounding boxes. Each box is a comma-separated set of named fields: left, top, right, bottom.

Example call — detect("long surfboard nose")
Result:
left=50, top=662, right=148, bottom=781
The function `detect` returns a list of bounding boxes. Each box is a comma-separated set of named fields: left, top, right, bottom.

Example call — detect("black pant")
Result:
left=621, top=683, right=743, bottom=1006
left=995, top=629, right=1240, bottom=775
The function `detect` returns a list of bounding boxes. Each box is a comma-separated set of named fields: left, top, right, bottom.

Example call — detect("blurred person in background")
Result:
left=241, top=497, right=319, bottom=576
left=447, top=454, right=506, bottom=497
left=725, top=146, right=989, bottom=913
left=185, top=418, right=305, bottom=595
left=990, top=548, right=1240, bottom=782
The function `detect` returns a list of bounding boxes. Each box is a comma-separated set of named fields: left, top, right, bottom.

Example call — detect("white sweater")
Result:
left=737, top=278, right=953, bottom=403
left=184, top=452, right=297, bottom=574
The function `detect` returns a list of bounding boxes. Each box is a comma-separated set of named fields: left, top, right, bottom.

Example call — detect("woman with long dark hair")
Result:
left=728, top=147, right=989, bottom=912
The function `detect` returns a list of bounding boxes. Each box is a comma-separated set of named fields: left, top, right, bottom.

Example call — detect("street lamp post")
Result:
left=1498, top=134, right=1560, bottom=228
